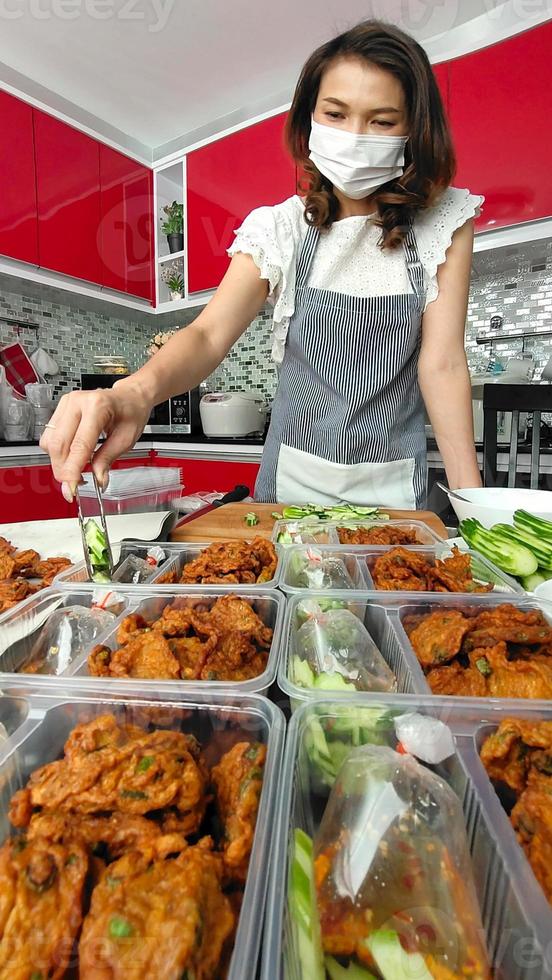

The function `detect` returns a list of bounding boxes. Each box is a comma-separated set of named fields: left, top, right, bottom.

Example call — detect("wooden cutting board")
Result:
left=171, top=502, right=448, bottom=542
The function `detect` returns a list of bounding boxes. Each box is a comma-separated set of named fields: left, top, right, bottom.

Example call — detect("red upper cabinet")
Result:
left=187, top=112, right=296, bottom=293
left=0, top=91, right=38, bottom=265
left=34, top=110, right=102, bottom=284
left=449, top=21, right=552, bottom=230
left=99, top=146, right=154, bottom=302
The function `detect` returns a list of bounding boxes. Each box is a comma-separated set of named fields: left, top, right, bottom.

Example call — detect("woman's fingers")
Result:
left=39, top=391, right=116, bottom=495
left=91, top=425, right=140, bottom=488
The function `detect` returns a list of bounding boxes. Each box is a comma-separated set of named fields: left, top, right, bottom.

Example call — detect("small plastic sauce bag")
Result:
left=21, top=603, right=118, bottom=675
left=112, top=555, right=156, bottom=584
left=295, top=549, right=355, bottom=590
left=293, top=608, right=395, bottom=693
left=112, top=546, right=167, bottom=584
left=314, top=745, right=491, bottom=979
left=278, top=521, right=334, bottom=546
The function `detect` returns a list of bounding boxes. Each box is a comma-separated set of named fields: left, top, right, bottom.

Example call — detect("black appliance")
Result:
left=80, top=374, right=202, bottom=435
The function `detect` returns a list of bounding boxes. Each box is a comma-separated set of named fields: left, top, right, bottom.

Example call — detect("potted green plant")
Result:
left=161, top=262, right=184, bottom=301
left=161, top=200, right=184, bottom=253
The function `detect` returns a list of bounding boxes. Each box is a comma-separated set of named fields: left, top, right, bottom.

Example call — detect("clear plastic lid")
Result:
left=292, top=604, right=396, bottom=694
left=314, top=744, right=492, bottom=979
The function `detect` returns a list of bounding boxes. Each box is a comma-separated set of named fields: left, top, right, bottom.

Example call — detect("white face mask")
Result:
left=308, top=116, right=408, bottom=199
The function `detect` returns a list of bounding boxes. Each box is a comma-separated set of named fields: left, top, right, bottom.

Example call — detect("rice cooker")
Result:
left=200, top=391, right=267, bottom=437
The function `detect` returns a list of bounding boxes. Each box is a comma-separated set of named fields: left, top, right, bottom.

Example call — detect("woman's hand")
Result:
left=40, top=252, right=269, bottom=501
left=39, top=377, right=153, bottom=502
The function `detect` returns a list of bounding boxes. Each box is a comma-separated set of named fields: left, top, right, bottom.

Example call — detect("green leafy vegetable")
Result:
left=108, top=915, right=135, bottom=939
left=120, top=789, right=147, bottom=800
left=476, top=657, right=492, bottom=676
left=244, top=512, right=260, bottom=526
left=136, top=756, right=154, bottom=773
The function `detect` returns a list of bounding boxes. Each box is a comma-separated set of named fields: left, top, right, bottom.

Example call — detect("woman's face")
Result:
left=313, top=56, right=408, bottom=137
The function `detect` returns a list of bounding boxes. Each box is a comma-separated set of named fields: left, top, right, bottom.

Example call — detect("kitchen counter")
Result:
left=0, top=437, right=265, bottom=466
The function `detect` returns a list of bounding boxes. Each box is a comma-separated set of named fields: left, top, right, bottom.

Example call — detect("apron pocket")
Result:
left=276, top=443, right=417, bottom=510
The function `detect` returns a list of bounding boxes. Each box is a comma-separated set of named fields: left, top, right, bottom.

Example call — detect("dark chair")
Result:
left=483, top=383, right=550, bottom=488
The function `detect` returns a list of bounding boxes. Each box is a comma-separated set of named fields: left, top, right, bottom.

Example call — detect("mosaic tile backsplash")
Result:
left=0, top=276, right=155, bottom=400
left=465, top=237, right=552, bottom=380
left=0, top=233, right=551, bottom=416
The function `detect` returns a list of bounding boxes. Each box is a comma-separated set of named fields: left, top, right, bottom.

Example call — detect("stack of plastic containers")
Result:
left=78, top=466, right=185, bottom=515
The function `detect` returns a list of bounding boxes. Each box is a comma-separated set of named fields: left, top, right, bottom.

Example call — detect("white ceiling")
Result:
left=0, top=0, right=550, bottom=160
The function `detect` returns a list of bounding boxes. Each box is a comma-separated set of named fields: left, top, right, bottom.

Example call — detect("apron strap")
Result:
left=403, top=219, right=426, bottom=314
left=295, top=223, right=319, bottom=290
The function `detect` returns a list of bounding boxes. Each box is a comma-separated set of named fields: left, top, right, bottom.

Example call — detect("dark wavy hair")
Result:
left=286, top=20, right=456, bottom=248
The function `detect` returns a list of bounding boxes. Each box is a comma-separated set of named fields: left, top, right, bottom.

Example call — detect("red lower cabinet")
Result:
left=0, top=456, right=154, bottom=524
left=1, top=453, right=261, bottom=523
left=0, top=465, right=75, bottom=522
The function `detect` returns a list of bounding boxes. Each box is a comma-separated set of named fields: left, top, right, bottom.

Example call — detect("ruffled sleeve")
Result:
left=415, top=186, right=484, bottom=310
left=227, top=196, right=304, bottom=363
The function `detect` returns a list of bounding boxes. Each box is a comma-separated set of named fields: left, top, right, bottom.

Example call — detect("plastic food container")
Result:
left=54, top=540, right=185, bottom=589
left=0, top=588, right=130, bottom=674
left=391, top=592, right=552, bottom=702
left=278, top=546, right=368, bottom=594
left=261, top=696, right=552, bottom=980
left=361, top=542, right=523, bottom=597
left=0, top=689, right=285, bottom=980
left=271, top=518, right=444, bottom=547
left=55, top=539, right=282, bottom=592
left=78, top=480, right=185, bottom=515
left=278, top=591, right=417, bottom=709
left=112, top=541, right=282, bottom=592
left=0, top=586, right=285, bottom=696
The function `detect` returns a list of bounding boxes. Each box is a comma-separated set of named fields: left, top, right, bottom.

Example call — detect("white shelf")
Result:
left=158, top=249, right=185, bottom=264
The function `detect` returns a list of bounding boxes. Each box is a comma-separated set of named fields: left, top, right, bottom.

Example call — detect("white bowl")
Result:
left=535, top=580, right=552, bottom=603
left=448, top=487, right=552, bottom=529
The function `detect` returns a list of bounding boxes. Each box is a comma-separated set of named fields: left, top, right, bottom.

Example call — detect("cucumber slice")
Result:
left=289, top=830, right=325, bottom=980
left=364, top=930, right=433, bottom=980
left=325, top=956, right=377, bottom=980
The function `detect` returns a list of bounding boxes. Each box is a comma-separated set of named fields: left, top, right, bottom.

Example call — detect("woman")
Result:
left=42, top=20, right=483, bottom=508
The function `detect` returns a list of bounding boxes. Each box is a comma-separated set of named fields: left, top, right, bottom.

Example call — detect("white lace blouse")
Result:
left=227, top=186, right=483, bottom=364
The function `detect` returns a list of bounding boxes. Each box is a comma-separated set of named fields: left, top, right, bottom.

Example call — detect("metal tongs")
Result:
left=75, top=471, right=115, bottom=580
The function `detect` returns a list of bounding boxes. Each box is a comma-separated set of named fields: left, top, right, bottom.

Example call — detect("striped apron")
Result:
left=255, top=219, right=428, bottom=509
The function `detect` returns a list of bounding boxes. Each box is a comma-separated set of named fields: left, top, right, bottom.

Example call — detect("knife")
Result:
left=175, top=484, right=250, bottom=527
